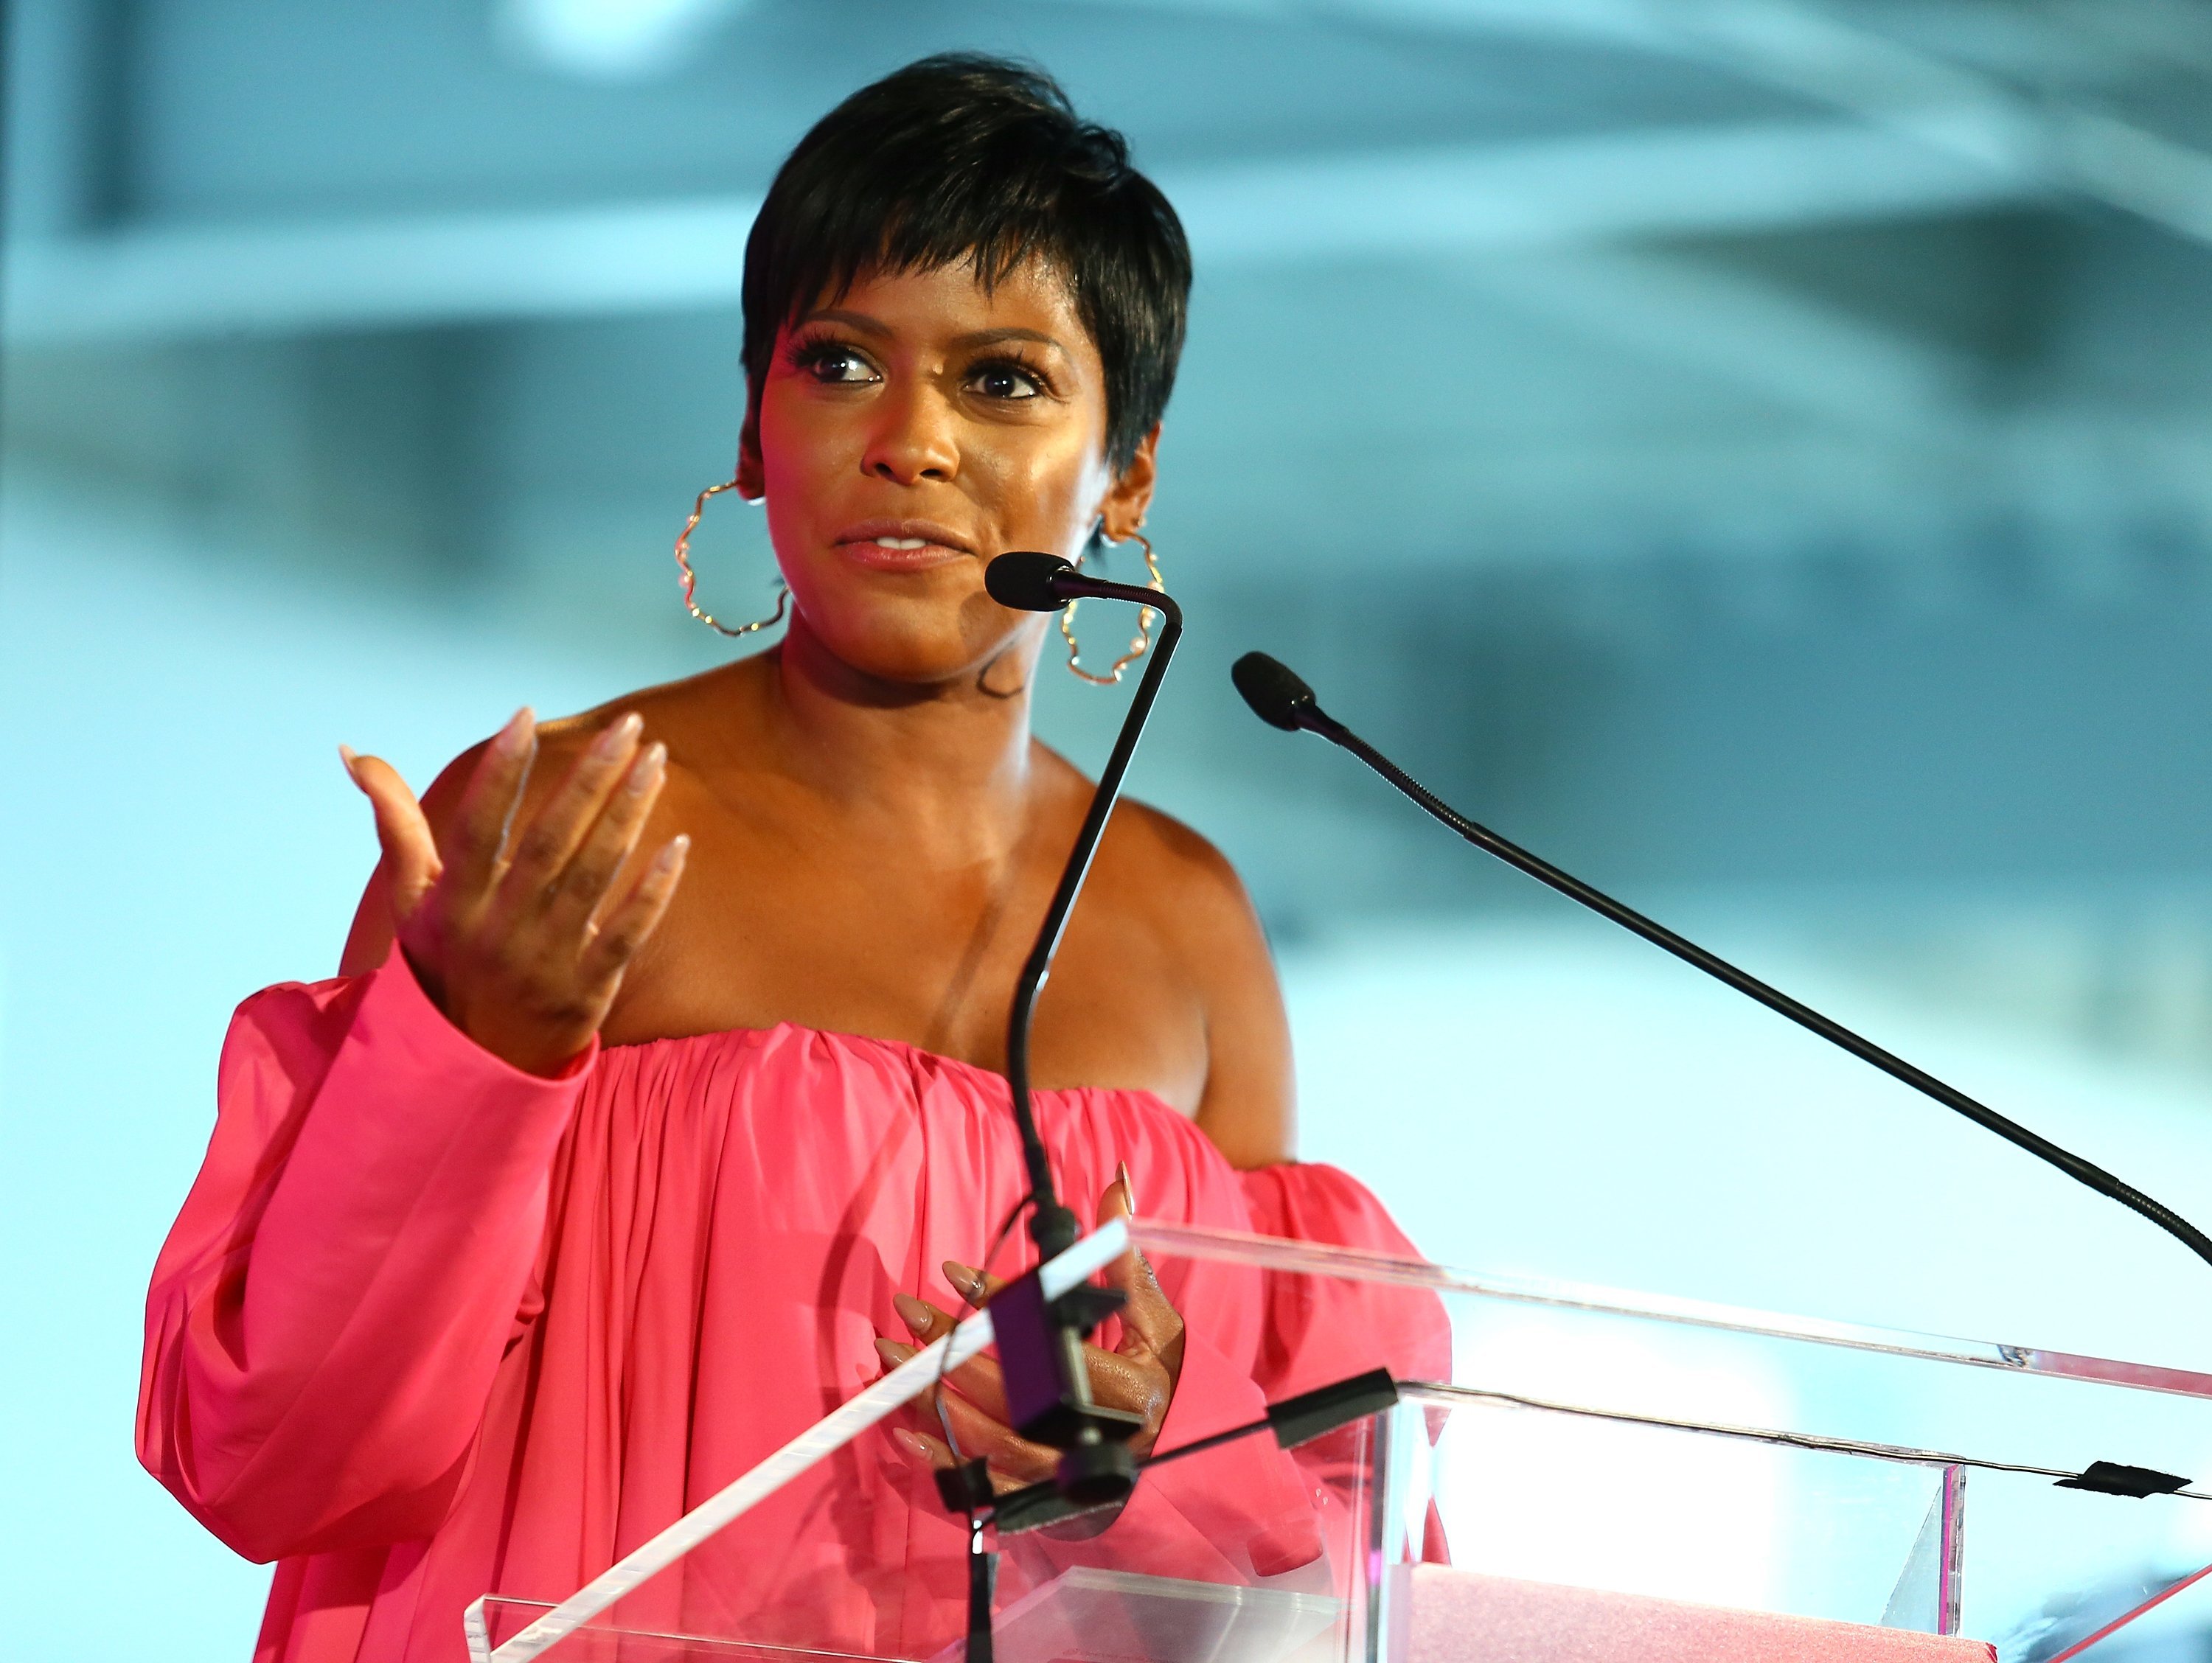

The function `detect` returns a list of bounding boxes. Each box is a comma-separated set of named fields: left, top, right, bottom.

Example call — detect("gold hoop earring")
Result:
left=1060, top=529, right=1164, bottom=686
left=673, top=478, right=789, bottom=638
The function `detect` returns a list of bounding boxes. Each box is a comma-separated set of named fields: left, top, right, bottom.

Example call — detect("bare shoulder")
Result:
left=1113, top=798, right=1259, bottom=934
left=1026, top=744, right=1258, bottom=945
left=1093, top=787, right=1297, bottom=1167
left=422, top=660, right=754, bottom=831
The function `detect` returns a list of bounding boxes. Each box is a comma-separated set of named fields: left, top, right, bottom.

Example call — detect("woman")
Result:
left=139, top=55, right=1439, bottom=1663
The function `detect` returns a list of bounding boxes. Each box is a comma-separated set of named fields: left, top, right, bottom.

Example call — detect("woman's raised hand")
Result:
left=876, top=1168, right=1185, bottom=1492
left=341, top=708, right=689, bottom=1077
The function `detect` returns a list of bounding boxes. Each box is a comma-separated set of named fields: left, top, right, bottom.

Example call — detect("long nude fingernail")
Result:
left=653, top=834, right=690, bottom=874
left=626, top=742, right=667, bottom=794
left=496, top=708, right=534, bottom=754
left=338, top=745, right=360, bottom=778
left=943, top=1261, right=985, bottom=1303
left=891, top=1428, right=935, bottom=1463
left=1117, top=1160, right=1136, bottom=1218
left=874, top=1336, right=916, bottom=1367
left=892, top=1292, right=934, bottom=1334
left=594, top=713, right=640, bottom=757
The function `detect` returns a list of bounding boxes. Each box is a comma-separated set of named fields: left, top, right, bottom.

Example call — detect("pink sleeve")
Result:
left=1106, top=1325, right=1326, bottom=1579
left=1241, top=1162, right=1455, bottom=1564
left=1239, top=1162, right=1453, bottom=1395
left=136, top=949, right=593, bottom=1563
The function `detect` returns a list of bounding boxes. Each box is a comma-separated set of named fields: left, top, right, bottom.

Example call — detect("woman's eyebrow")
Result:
left=954, top=327, right=1069, bottom=356
left=798, top=307, right=891, bottom=336
left=793, top=312, right=1073, bottom=359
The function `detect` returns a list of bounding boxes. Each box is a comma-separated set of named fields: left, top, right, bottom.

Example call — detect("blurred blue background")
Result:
left=9, top=1, right=2212, bottom=1657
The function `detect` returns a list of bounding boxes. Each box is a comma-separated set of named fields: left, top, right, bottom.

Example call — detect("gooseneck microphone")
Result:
left=981, top=549, right=1078, bottom=613
left=989, top=551, right=1182, bottom=1260
left=1231, top=650, right=2212, bottom=1274
left=973, top=550, right=1183, bottom=1505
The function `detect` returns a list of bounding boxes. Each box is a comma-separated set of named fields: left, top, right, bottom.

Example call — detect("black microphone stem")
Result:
left=1288, top=694, right=2212, bottom=1274
left=1009, top=580, right=1184, bottom=1261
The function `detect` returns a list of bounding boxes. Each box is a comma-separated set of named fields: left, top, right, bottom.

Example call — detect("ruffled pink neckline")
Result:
left=603, top=1017, right=1186, bottom=1122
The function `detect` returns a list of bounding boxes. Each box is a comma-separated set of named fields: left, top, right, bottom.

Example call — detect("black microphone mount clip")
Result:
left=991, top=1269, right=1146, bottom=1501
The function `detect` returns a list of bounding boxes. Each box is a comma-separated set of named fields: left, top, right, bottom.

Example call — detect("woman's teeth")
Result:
left=875, top=537, right=931, bottom=548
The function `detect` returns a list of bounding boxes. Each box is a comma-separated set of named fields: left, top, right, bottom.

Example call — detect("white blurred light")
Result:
left=1437, top=1320, right=1790, bottom=1609
left=496, top=0, right=746, bottom=80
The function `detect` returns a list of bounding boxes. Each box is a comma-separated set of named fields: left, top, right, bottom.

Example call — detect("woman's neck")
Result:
left=756, top=614, right=1044, bottom=866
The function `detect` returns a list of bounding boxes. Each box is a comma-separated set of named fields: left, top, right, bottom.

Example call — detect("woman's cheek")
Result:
left=996, top=453, right=1093, bottom=559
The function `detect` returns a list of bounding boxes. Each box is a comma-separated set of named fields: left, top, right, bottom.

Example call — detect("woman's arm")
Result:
left=138, top=711, right=687, bottom=1560
left=137, top=956, right=591, bottom=1561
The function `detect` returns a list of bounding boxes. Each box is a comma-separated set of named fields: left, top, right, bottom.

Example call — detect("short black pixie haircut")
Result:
left=741, top=54, right=1192, bottom=475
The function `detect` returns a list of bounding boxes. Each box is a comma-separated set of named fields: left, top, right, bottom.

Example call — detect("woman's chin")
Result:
left=793, top=612, right=1027, bottom=692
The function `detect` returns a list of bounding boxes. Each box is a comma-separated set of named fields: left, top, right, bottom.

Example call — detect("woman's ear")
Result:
left=1098, top=424, right=1161, bottom=541
left=734, top=402, right=765, bottom=501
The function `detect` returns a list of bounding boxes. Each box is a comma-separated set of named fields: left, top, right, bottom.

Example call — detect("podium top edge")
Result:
left=1128, top=1218, right=2212, bottom=1402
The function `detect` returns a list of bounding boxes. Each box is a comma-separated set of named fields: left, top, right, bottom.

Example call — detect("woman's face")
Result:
left=740, top=256, right=1156, bottom=687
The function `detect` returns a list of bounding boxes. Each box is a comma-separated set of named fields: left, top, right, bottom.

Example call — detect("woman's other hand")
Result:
left=341, top=708, right=689, bottom=1077
left=877, top=1168, right=1183, bottom=1491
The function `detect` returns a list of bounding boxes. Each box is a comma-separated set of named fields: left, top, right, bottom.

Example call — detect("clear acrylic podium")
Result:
left=467, top=1219, right=2212, bottom=1663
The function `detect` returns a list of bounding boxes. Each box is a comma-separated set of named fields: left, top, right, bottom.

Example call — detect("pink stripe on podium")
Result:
left=1406, top=1566, right=1997, bottom=1662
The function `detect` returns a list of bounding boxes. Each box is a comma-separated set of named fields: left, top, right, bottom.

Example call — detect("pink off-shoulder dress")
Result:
left=139, top=949, right=1444, bottom=1663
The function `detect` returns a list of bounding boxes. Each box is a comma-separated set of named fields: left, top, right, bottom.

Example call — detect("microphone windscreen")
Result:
left=986, top=551, right=1074, bottom=612
left=1232, top=652, right=1318, bottom=731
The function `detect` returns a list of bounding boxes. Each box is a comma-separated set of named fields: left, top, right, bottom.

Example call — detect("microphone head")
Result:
left=986, top=551, right=1075, bottom=612
left=1232, top=652, right=1320, bottom=732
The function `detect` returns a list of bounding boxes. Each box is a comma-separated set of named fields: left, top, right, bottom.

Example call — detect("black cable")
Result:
left=1141, top=1412, right=1272, bottom=1471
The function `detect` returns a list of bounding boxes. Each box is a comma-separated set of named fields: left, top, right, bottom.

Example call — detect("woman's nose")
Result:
left=861, top=385, right=959, bottom=485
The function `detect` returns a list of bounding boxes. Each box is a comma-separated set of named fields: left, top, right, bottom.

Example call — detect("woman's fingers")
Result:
left=890, top=1171, right=1183, bottom=1481
left=342, top=749, right=443, bottom=920
left=908, top=1259, right=1165, bottom=1432
left=890, top=1426, right=956, bottom=1471
left=886, top=1427, right=1026, bottom=1495
left=441, top=709, right=537, bottom=899
left=575, top=834, right=688, bottom=991
left=339, top=709, right=686, bottom=1077
left=932, top=1387, right=1060, bottom=1486
left=941, top=1261, right=1004, bottom=1310
left=1098, top=1168, right=1185, bottom=1376
left=874, top=1336, right=1046, bottom=1481
left=542, top=742, right=666, bottom=938
left=497, top=713, right=641, bottom=912
left=891, top=1294, right=1012, bottom=1423
left=1075, top=1345, right=1174, bottom=1419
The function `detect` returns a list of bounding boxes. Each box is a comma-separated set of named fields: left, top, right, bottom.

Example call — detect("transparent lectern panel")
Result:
left=472, top=1597, right=874, bottom=1662
left=477, top=1569, right=1347, bottom=1663
left=1952, top=1465, right=2212, bottom=1658
left=472, top=1351, right=1382, bottom=1663
left=1132, top=1221, right=2212, bottom=1662
left=1413, top=1395, right=1950, bottom=1624
left=468, top=1221, right=2212, bottom=1663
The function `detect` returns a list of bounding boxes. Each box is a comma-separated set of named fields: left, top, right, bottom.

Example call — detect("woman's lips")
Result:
left=833, top=523, right=978, bottom=572
left=837, top=537, right=971, bottom=571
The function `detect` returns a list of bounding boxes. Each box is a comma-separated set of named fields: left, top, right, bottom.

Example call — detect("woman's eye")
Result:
left=806, top=346, right=877, bottom=384
left=970, top=363, right=1043, bottom=401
